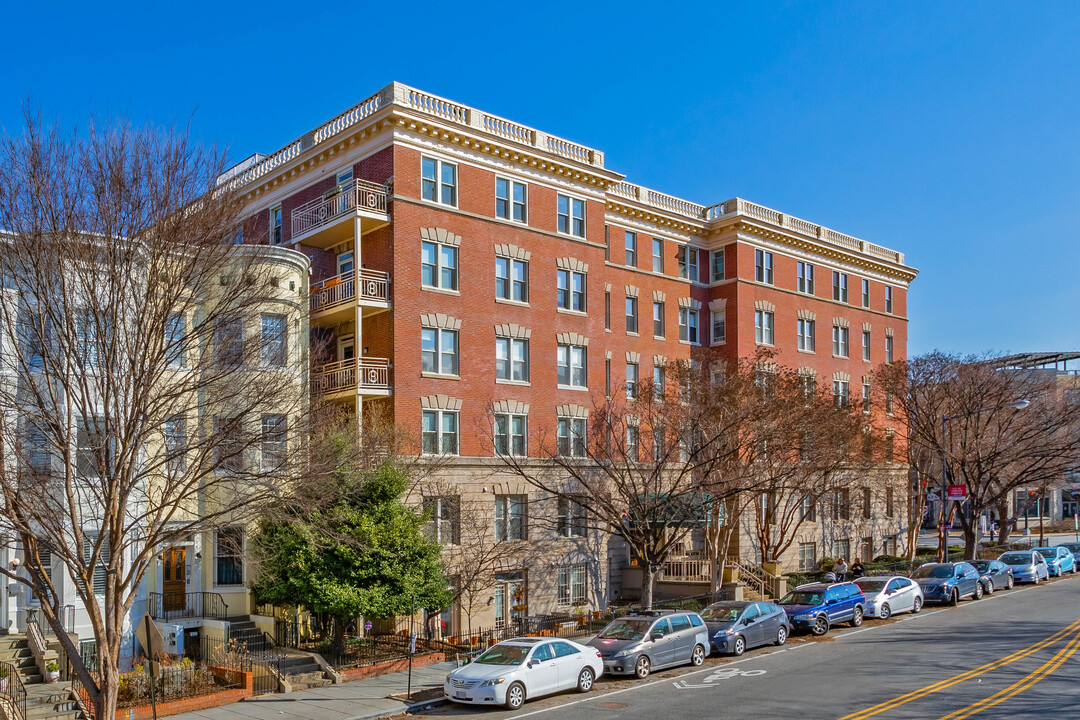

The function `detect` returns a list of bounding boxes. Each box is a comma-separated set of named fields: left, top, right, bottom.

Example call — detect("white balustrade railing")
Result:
left=291, top=179, right=388, bottom=239
left=313, top=92, right=382, bottom=144
left=406, top=88, right=470, bottom=123
left=658, top=558, right=712, bottom=583
left=310, top=269, right=390, bottom=313
left=482, top=115, right=535, bottom=144
left=311, top=357, right=391, bottom=396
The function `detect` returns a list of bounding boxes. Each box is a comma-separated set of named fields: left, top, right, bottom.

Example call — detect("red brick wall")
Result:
left=114, top=669, right=253, bottom=720
left=336, top=651, right=443, bottom=682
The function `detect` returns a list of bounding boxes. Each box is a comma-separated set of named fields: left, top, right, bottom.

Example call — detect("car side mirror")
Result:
left=527, top=660, right=535, bottom=668
left=650, top=631, right=664, bottom=641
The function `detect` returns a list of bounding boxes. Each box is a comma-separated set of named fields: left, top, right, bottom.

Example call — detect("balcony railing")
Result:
left=311, top=357, right=391, bottom=396
left=310, top=269, right=390, bottom=313
left=658, top=558, right=712, bottom=583
left=291, top=179, right=389, bottom=239
left=148, top=591, right=230, bottom=621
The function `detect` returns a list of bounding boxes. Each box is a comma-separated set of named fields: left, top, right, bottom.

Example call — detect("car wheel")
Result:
left=690, top=644, right=706, bottom=666
left=1007, top=575, right=1014, bottom=589
left=912, top=597, right=923, bottom=614
left=986, top=579, right=994, bottom=594
left=634, top=655, right=651, bottom=679
left=812, top=615, right=829, bottom=636
left=850, top=607, right=863, bottom=627
left=1033, top=573, right=1040, bottom=585
left=775, top=626, right=788, bottom=646
left=731, top=635, right=745, bottom=656
left=576, top=667, right=594, bottom=693
left=505, top=682, right=526, bottom=710
left=949, top=589, right=960, bottom=606
left=879, top=603, right=891, bottom=620
left=972, top=583, right=983, bottom=600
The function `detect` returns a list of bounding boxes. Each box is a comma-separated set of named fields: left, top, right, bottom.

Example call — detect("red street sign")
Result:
left=948, top=485, right=968, bottom=499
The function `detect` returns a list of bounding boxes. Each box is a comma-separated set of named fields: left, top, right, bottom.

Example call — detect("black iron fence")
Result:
left=148, top=592, right=230, bottom=621
left=0, top=659, right=27, bottom=720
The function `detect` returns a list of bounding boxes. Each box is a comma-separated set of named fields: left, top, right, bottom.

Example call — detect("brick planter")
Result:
left=112, top=668, right=253, bottom=720
left=337, top=652, right=443, bottom=683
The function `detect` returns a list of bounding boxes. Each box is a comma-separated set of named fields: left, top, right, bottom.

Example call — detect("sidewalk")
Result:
left=167, top=660, right=455, bottom=720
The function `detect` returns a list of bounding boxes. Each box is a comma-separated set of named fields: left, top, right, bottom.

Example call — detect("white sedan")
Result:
left=444, top=637, right=604, bottom=710
left=854, top=576, right=924, bottom=619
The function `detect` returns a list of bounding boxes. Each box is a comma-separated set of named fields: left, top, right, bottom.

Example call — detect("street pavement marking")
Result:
left=834, top=616, right=1080, bottom=720
left=672, top=667, right=768, bottom=689
left=935, top=626, right=1080, bottom=720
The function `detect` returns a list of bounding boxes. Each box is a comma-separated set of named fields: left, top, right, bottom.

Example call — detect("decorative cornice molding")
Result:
left=494, top=243, right=530, bottom=260
left=420, top=227, right=462, bottom=247
left=421, top=313, right=461, bottom=330
left=556, top=331, right=588, bottom=346
left=494, top=323, right=531, bottom=339
left=556, top=403, right=588, bottom=418
left=421, top=394, right=462, bottom=410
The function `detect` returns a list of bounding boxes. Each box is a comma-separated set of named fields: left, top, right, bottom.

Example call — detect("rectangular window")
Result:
left=424, top=496, right=460, bottom=544
left=557, top=564, right=587, bottom=605
left=421, top=156, right=457, bottom=206
left=861, top=278, right=870, bottom=308
left=626, top=362, right=639, bottom=400
left=833, top=272, right=849, bottom=302
left=755, top=249, right=773, bottom=284
left=652, top=238, right=664, bottom=272
left=712, top=249, right=725, bottom=282
left=837, top=490, right=851, bottom=522
left=833, top=325, right=849, bottom=357
left=495, top=257, right=528, bottom=302
left=495, top=177, right=527, bottom=223
left=215, top=317, right=244, bottom=368
left=885, top=286, right=894, bottom=314
left=886, top=486, right=895, bottom=517
left=797, top=262, right=815, bottom=294
left=166, top=314, right=185, bottom=369
left=421, top=240, right=458, bottom=291
left=755, top=310, right=774, bottom=345
left=653, top=425, right=666, bottom=462
left=605, top=358, right=611, bottom=396
left=494, top=495, right=526, bottom=541
left=215, top=527, right=244, bottom=586
left=84, top=533, right=110, bottom=596
left=557, top=497, right=587, bottom=538
left=557, top=344, right=587, bottom=388
left=269, top=206, right=282, bottom=246
left=862, top=382, right=871, bottom=413
left=711, top=310, right=726, bottom=344
left=626, top=425, right=639, bottom=462
left=260, top=414, right=286, bottom=471
left=625, top=231, right=637, bottom=266
left=863, top=330, right=871, bottom=362
left=862, top=537, right=874, bottom=563
left=625, top=297, right=638, bottom=334
left=213, top=417, right=243, bottom=472
left=833, top=380, right=850, bottom=408
left=677, top=246, right=697, bottom=280
left=797, top=319, right=815, bottom=352
left=886, top=391, right=895, bottom=416
left=496, top=337, right=529, bottom=382
left=494, top=413, right=527, bottom=456
left=421, top=327, right=459, bottom=375
left=164, top=416, right=185, bottom=473
left=260, top=314, right=287, bottom=367
left=800, top=494, right=817, bottom=522
left=862, top=488, right=872, bottom=519
left=886, top=336, right=895, bottom=363
left=422, top=410, right=459, bottom=455
left=798, top=543, right=817, bottom=572
left=679, top=308, right=699, bottom=344
left=653, top=365, right=665, bottom=400
left=556, top=269, right=586, bottom=312
left=557, top=194, right=586, bottom=237
left=557, top=417, right=586, bottom=457
left=77, top=419, right=112, bottom=478
left=649, top=301, right=663, bottom=338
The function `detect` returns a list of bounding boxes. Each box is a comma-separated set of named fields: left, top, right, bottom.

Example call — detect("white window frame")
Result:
left=496, top=336, right=529, bottom=383
left=679, top=308, right=699, bottom=344
left=421, top=156, right=458, bottom=206
left=653, top=301, right=665, bottom=338
left=556, top=269, right=587, bottom=312
left=626, top=361, right=639, bottom=400
left=833, top=325, right=850, bottom=358
left=711, top=310, right=726, bottom=345
left=797, top=318, right=815, bottom=352
left=755, top=310, right=774, bottom=345
left=861, top=278, right=870, bottom=308
left=625, top=231, right=637, bottom=266
left=886, top=336, right=895, bottom=363
left=421, top=240, right=458, bottom=291
left=652, top=238, right=664, bottom=273
left=495, top=257, right=529, bottom=303
left=494, top=413, right=528, bottom=456
left=421, top=326, right=459, bottom=376
left=557, top=417, right=587, bottom=457
left=797, top=262, right=815, bottom=294
left=755, top=249, right=774, bottom=284
left=833, top=272, right=849, bottom=303
left=422, top=409, right=459, bottom=456
left=863, top=330, right=871, bottom=362
left=557, top=498, right=587, bottom=539
left=885, top=286, right=894, bottom=314
left=557, top=194, right=586, bottom=237
left=495, top=177, right=527, bottom=223
left=712, top=249, right=725, bottom=282
left=557, top=344, right=587, bottom=388
left=557, top=564, right=587, bottom=606
left=833, top=380, right=850, bottom=408
left=260, top=414, right=286, bottom=471
left=625, top=296, right=638, bottom=334
left=494, top=495, right=527, bottom=541
left=269, top=205, right=282, bottom=246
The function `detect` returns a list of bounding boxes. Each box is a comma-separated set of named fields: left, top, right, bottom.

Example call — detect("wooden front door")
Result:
left=162, top=547, right=186, bottom=611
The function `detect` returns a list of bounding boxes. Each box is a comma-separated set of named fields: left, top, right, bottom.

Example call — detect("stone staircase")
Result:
left=226, top=617, right=331, bottom=692
left=0, top=634, right=85, bottom=720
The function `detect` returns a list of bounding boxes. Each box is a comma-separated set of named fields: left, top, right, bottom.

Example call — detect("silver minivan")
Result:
left=586, top=610, right=710, bottom=678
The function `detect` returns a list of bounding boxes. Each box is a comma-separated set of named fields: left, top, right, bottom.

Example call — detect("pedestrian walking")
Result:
left=833, top=557, right=849, bottom=581
left=850, top=558, right=865, bottom=578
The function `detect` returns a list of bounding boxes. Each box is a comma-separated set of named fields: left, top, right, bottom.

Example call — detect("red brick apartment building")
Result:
left=225, top=82, right=917, bottom=629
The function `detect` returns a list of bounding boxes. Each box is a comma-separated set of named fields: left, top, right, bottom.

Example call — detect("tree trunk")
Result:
left=93, top=647, right=121, bottom=720
left=641, top=565, right=655, bottom=609
left=996, top=500, right=1011, bottom=545
left=332, top=615, right=347, bottom=659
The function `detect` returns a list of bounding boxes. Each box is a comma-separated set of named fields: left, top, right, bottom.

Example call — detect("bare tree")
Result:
left=0, top=112, right=309, bottom=718
left=876, top=352, right=1080, bottom=560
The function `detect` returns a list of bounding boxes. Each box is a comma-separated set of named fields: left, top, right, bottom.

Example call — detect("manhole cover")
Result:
left=596, top=702, right=630, bottom=709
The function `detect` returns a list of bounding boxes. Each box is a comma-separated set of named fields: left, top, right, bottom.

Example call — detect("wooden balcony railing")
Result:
left=291, top=179, right=388, bottom=239
left=311, top=357, right=391, bottom=396
left=310, top=269, right=390, bottom=313
left=658, top=557, right=712, bottom=583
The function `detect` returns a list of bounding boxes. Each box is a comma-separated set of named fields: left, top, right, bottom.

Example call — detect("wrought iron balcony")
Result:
left=290, top=179, right=389, bottom=248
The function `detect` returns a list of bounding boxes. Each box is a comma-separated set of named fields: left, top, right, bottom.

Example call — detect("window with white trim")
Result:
left=653, top=301, right=665, bottom=338
left=885, top=286, right=894, bottom=314
left=269, top=205, right=282, bottom=246
left=260, top=414, right=286, bottom=471
left=424, top=496, right=460, bottom=544
left=495, top=177, right=527, bottom=223
left=833, top=380, right=850, bottom=408
left=164, top=416, right=186, bottom=473
left=652, top=238, right=664, bottom=272
left=833, top=325, right=849, bottom=357
left=495, top=495, right=527, bottom=541
left=421, top=156, right=457, bottom=206
left=711, top=310, right=726, bottom=344
left=833, top=272, right=849, bottom=302
left=557, top=564, right=587, bottom=605
left=495, top=257, right=528, bottom=302
left=653, top=365, right=665, bottom=400
left=166, top=313, right=186, bottom=369
left=679, top=308, right=699, bottom=343
left=861, top=278, right=870, bottom=308
left=421, top=327, right=458, bottom=375
left=215, top=527, right=244, bottom=587
left=712, top=249, right=725, bottom=282
left=625, top=231, right=637, bottom=266
left=557, top=497, right=587, bottom=538
left=421, top=240, right=458, bottom=290
left=678, top=246, right=698, bottom=280
left=557, top=194, right=586, bottom=237
left=886, top=335, right=894, bottom=363
left=496, top=337, right=529, bottom=382
left=797, top=319, right=815, bottom=352
left=422, top=410, right=459, bottom=455
left=755, top=310, right=774, bottom=345
left=557, top=344, right=587, bottom=388
left=494, top=413, right=527, bottom=456
left=626, top=361, right=639, bottom=400
left=557, top=269, right=586, bottom=312
left=863, top=330, right=871, bottom=362
left=260, top=314, right=287, bottom=367
left=797, top=262, right=815, bottom=294
left=625, top=297, right=638, bottom=334
left=627, top=425, right=640, bottom=462
left=862, top=382, right=871, bottom=413
left=557, top=417, right=586, bottom=457
left=755, top=249, right=773, bottom=284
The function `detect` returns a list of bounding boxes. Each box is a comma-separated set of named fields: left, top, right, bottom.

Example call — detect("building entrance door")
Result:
left=162, top=547, right=186, bottom=611
left=493, top=572, right=525, bottom=632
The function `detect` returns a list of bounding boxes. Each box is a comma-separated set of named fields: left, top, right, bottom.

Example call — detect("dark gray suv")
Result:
left=586, top=610, right=710, bottom=678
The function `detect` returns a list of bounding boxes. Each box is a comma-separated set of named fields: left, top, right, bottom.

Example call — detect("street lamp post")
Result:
left=941, top=399, right=1030, bottom=563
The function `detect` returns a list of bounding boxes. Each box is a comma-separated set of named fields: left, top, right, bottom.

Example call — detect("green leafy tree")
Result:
left=250, top=433, right=449, bottom=652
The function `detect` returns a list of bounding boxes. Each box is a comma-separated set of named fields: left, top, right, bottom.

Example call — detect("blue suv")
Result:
left=911, top=562, right=984, bottom=605
left=777, top=582, right=866, bottom=636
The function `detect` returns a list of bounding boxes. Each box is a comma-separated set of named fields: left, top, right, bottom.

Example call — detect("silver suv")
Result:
left=586, top=610, right=710, bottom=678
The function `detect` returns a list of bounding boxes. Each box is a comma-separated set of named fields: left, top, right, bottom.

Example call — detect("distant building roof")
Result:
left=988, top=352, right=1080, bottom=370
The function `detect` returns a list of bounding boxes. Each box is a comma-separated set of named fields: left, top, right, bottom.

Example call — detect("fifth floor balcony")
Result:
left=310, top=268, right=391, bottom=324
left=291, top=179, right=390, bottom=249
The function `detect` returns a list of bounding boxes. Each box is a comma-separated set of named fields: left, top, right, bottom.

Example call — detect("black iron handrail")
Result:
left=0, top=659, right=28, bottom=720
left=148, top=592, right=229, bottom=621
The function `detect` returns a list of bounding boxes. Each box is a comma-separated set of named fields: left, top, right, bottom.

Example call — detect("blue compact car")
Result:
left=911, top=562, right=984, bottom=605
left=999, top=550, right=1050, bottom=584
left=777, top=582, right=865, bottom=636
left=1034, top=546, right=1077, bottom=576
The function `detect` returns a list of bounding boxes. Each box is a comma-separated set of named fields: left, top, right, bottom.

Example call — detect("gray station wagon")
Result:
left=586, top=610, right=710, bottom=678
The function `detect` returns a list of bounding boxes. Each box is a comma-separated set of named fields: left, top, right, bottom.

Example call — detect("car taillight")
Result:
left=596, top=651, right=603, bottom=658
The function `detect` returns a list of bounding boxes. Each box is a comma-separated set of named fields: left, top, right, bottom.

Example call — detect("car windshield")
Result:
left=1000, top=553, right=1033, bottom=564
left=779, top=591, right=823, bottom=605
left=855, top=580, right=887, bottom=593
left=473, top=645, right=530, bottom=665
left=1036, top=549, right=1056, bottom=559
left=1061, top=544, right=1080, bottom=553
left=913, top=565, right=954, bottom=579
left=597, top=619, right=651, bottom=641
left=700, top=604, right=744, bottom=622
left=971, top=561, right=989, bottom=571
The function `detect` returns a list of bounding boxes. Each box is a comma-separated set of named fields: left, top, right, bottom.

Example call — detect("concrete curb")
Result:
left=345, top=696, right=448, bottom=720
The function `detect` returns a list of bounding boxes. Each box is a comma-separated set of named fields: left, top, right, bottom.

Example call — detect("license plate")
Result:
left=455, top=692, right=468, bottom=699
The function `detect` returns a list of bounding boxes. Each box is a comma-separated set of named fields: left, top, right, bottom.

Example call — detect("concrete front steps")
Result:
left=0, top=634, right=85, bottom=720
left=226, top=617, right=332, bottom=692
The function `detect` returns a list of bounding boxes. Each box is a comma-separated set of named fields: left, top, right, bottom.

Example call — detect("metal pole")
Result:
left=941, top=413, right=949, bottom=563
left=407, top=594, right=415, bottom=701
left=143, top=614, right=158, bottom=720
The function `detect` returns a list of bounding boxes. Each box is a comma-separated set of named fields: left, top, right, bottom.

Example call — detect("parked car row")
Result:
left=444, top=543, right=1080, bottom=710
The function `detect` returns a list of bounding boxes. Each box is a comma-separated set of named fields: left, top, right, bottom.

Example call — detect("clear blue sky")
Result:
left=4, top=2, right=1078, bottom=356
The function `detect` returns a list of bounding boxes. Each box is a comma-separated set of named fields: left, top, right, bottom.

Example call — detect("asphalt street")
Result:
left=414, top=572, right=1080, bottom=720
